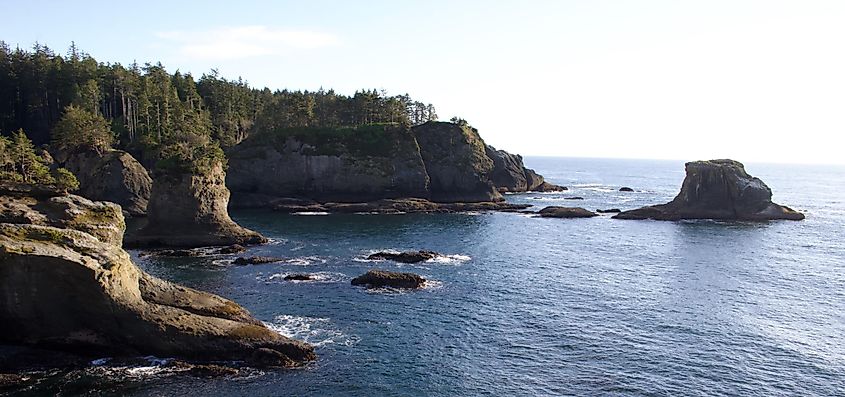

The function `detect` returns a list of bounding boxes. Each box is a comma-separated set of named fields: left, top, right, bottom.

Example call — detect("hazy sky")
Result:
left=3, top=0, right=843, bottom=164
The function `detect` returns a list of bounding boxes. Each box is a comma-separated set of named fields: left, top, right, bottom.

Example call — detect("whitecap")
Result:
left=265, top=315, right=358, bottom=347
left=90, top=357, right=111, bottom=366
left=284, top=256, right=326, bottom=266
left=292, top=212, right=330, bottom=216
left=427, top=254, right=472, bottom=264
left=266, top=271, right=346, bottom=284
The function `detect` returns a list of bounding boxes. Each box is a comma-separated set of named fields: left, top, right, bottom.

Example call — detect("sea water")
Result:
left=7, top=158, right=845, bottom=396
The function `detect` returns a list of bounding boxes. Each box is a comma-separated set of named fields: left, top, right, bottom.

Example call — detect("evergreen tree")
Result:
left=51, top=105, right=114, bottom=154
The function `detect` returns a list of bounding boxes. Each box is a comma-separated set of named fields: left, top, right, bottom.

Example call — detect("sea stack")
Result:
left=0, top=186, right=313, bottom=366
left=127, top=161, right=266, bottom=248
left=614, top=159, right=804, bottom=221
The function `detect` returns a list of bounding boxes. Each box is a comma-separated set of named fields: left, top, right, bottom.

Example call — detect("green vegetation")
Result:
left=0, top=42, right=439, bottom=177
left=51, top=105, right=114, bottom=154
left=0, top=129, right=79, bottom=190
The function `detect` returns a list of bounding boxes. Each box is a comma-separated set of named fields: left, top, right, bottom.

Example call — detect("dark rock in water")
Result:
left=233, top=256, right=285, bottom=265
left=167, top=360, right=240, bottom=377
left=249, top=347, right=297, bottom=368
left=538, top=206, right=598, bottom=218
left=284, top=274, right=314, bottom=281
left=126, top=161, right=266, bottom=248
left=366, top=250, right=439, bottom=263
left=155, top=249, right=201, bottom=257
left=0, top=192, right=314, bottom=366
left=614, top=159, right=805, bottom=221
left=619, top=187, right=634, bottom=192
left=271, top=198, right=530, bottom=214
left=217, top=244, right=246, bottom=254
left=351, top=270, right=426, bottom=289
left=596, top=208, right=622, bottom=214
left=533, top=182, right=567, bottom=192
left=54, top=149, right=152, bottom=217
left=563, top=196, right=584, bottom=200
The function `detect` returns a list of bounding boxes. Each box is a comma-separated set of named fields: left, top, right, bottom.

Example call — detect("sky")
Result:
left=2, top=0, right=844, bottom=164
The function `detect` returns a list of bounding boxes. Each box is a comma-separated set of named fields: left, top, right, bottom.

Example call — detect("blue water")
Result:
left=10, top=158, right=845, bottom=396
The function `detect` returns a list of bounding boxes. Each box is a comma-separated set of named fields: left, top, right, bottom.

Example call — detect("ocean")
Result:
left=8, top=157, right=845, bottom=396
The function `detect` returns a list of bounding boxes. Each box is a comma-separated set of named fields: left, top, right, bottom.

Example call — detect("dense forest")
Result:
left=0, top=42, right=438, bottom=173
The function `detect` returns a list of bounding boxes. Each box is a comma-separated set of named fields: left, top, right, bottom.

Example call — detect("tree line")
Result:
left=0, top=42, right=439, bottom=175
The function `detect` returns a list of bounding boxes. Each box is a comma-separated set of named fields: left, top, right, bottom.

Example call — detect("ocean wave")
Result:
left=284, top=256, right=327, bottom=266
left=266, top=271, right=347, bottom=283
left=292, top=211, right=330, bottom=216
left=426, top=254, right=472, bottom=264
left=265, top=315, right=358, bottom=347
left=364, top=279, right=443, bottom=294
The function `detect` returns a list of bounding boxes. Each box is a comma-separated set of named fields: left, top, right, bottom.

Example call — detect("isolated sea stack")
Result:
left=128, top=161, right=266, bottom=248
left=54, top=148, right=152, bottom=217
left=0, top=186, right=313, bottom=366
left=614, top=159, right=804, bottom=221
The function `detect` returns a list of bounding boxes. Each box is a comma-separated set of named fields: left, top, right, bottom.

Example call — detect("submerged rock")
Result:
left=596, top=208, right=622, bottom=214
left=0, top=191, right=314, bottom=366
left=233, top=256, right=285, bottom=265
left=619, top=187, right=634, bottom=192
left=366, top=250, right=439, bottom=263
left=217, top=244, right=247, bottom=254
left=563, top=196, right=584, bottom=200
left=55, top=149, right=152, bottom=217
left=127, top=162, right=266, bottom=248
left=166, top=360, right=240, bottom=377
left=283, top=274, right=314, bottom=281
left=538, top=206, right=598, bottom=218
left=351, top=270, right=426, bottom=289
left=614, top=159, right=804, bottom=221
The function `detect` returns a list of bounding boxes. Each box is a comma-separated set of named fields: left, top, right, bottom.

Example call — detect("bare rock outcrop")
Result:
left=54, top=149, right=152, bottom=217
left=0, top=189, right=314, bottom=366
left=614, top=159, right=804, bottom=221
left=127, top=162, right=266, bottom=248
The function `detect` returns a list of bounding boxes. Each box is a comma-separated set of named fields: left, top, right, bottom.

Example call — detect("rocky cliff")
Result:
left=484, top=145, right=566, bottom=192
left=614, top=159, right=805, bottom=221
left=412, top=122, right=501, bottom=202
left=0, top=186, right=313, bottom=365
left=54, top=149, right=152, bottom=217
left=226, top=122, right=564, bottom=207
left=227, top=125, right=429, bottom=205
left=127, top=161, right=266, bottom=247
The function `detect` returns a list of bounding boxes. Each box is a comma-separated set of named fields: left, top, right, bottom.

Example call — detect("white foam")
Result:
left=427, top=254, right=472, bottom=264
left=284, top=256, right=327, bottom=266
left=266, top=271, right=346, bottom=283
left=265, top=315, right=358, bottom=347
left=293, top=212, right=330, bottom=216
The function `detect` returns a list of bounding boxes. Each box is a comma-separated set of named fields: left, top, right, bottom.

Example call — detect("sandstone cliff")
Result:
left=127, top=161, right=266, bottom=247
left=0, top=187, right=313, bottom=365
left=614, top=159, right=804, bottom=221
left=54, top=149, right=152, bottom=217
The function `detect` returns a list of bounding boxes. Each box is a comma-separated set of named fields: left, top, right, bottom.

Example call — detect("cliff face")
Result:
left=54, top=149, right=152, bottom=217
left=0, top=187, right=313, bottom=365
left=226, top=122, right=562, bottom=207
left=412, top=122, right=501, bottom=202
left=614, top=159, right=804, bottom=221
left=127, top=162, right=266, bottom=248
left=227, top=125, right=429, bottom=205
left=484, top=145, right=566, bottom=192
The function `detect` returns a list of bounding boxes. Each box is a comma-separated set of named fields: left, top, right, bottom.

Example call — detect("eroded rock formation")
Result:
left=613, top=159, right=804, bottom=221
left=0, top=187, right=314, bottom=366
left=127, top=162, right=266, bottom=248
